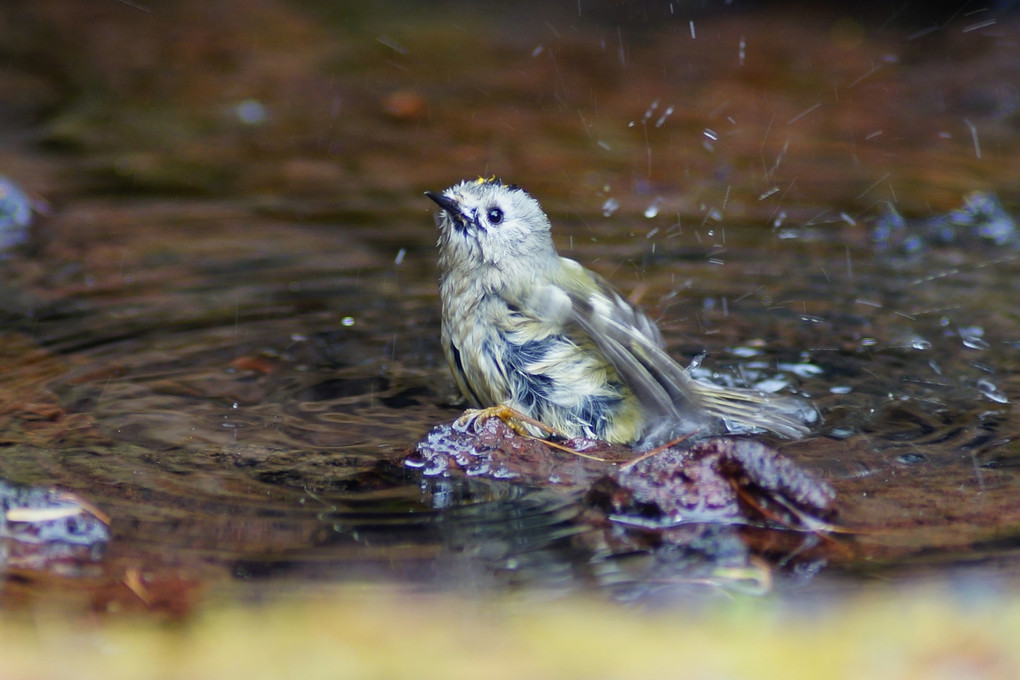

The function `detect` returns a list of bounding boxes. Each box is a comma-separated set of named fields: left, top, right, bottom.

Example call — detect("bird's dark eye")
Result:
left=487, top=207, right=504, bottom=225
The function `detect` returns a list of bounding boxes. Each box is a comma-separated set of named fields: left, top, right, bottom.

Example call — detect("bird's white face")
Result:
left=427, top=179, right=558, bottom=276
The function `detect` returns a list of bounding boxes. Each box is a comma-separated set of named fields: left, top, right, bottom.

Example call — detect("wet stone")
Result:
left=408, top=417, right=837, bottom=534
left=405, top=416, right=621, bottom=489
left=589, top=438, right=837, bottom=528
left=0, top=481, right=110, bottom=570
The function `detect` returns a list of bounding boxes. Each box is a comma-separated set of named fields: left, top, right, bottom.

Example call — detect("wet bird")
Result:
left=426, top=178, right=816, bottom=447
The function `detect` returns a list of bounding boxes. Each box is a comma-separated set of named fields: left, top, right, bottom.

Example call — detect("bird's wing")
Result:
left=551, top=267, right=707, bottom=423
left=547, top=260, right=815, bottom=441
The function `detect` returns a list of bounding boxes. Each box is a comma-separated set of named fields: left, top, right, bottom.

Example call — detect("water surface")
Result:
left=0, top=1, right=1018, bottom=613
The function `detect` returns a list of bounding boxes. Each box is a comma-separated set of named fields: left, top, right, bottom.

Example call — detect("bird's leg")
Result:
left=455, top=404, right=565, bottom=439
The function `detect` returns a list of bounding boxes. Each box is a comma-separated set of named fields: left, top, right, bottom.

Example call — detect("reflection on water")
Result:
left=0, top=1, right=1018, bottom=612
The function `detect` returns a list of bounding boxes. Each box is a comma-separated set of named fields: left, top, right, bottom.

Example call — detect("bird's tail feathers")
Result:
left=688, top=379, right=818, bottom=439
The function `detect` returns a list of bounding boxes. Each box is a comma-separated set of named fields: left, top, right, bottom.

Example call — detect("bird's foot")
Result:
left=454, top=405, right=565, bottom=439
left=454, top=406, right=611, bottom=461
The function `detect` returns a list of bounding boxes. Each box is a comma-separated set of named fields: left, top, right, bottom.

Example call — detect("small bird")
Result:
left=426, top=178, right=816, bottom=447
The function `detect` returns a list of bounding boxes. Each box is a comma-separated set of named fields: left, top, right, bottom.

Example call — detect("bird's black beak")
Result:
left=425, top=191, right=460, bottom=215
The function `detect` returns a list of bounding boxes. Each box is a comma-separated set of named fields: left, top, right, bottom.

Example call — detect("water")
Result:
left=0, top=2, right=1019, bottom=613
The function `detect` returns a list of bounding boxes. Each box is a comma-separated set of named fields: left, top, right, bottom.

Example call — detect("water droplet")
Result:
left=829, top=385, right=853, bottom=394
left=341, top=316, right=356, bottom=327
left=655, top=106, right=674, bottom=128
left=829, top=427, right=854, bottom=440
left=465, top=460, right=491, bottom=476
left=642, top=99, right=660, bottom=121
left=601, top=197, right=620, bottom=217
left=977, top=379, right=1008, bottom=404
left=643, top=197, right=663, bottom=219
left=422, top=457, right=448, bottom=476
left=755, top=377, right=790, bottom=392
left=778, top=362, right=824, bottom=378
left=235, top=99, right=268, bottom=125
left=960, top=326, right=989, bottom=350
left=492, top=466, right=517, bottom=480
